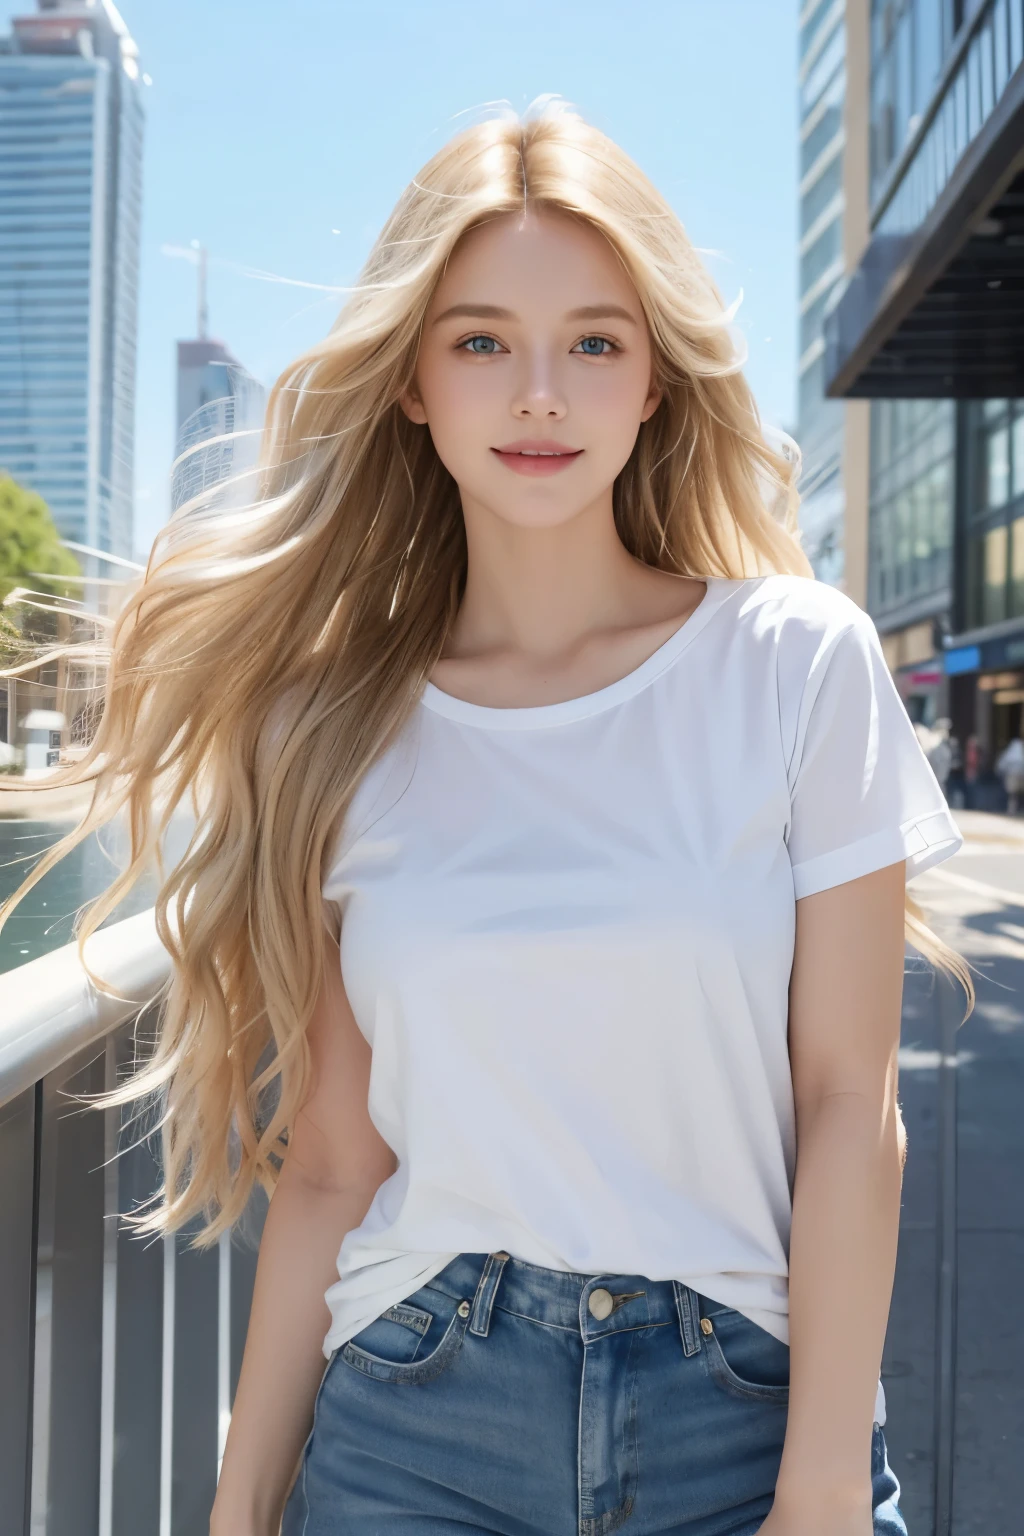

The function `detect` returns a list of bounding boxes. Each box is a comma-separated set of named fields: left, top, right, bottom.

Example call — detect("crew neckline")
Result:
left=420, top=577, right=739, bottom=730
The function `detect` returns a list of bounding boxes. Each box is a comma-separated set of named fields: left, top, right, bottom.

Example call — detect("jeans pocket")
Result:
left=341, top=1283, right=472, bottom=1385
left=700, top=1307, right=790, bottom=1404
left=343, top=1300, right=434, bottom=1366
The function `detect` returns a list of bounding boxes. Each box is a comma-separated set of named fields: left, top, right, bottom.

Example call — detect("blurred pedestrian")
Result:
left=997, top=736, right=1024, bottom=813
left=946, top=730, right=965, bottom=807
left=926, top=718, right=954, bottom=801
left=964, top=733, right=982, bottom=808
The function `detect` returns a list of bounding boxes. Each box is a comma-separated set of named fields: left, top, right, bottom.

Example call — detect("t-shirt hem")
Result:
left=791, top=807, right=962, bottom=900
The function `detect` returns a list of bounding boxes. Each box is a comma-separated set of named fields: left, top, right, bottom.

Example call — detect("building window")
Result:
left=983, top=523, right=1008, bottom=623
left=1013, top=413, right=1024, bottom=500
left=978, top=399, right=1024, bottom=509
left=966, top=401, right=1024, bottom=627
left=868, top=398, right=955, bottom=621
left=987, top=415, right=1011, bottom=508
left=801, top=71, right=845, bottom=175
left=800, top=216, right=843, bottom=292
left=870, top=0, right=947, bottom=202
left=1011, top=515, right=1024, bottom=617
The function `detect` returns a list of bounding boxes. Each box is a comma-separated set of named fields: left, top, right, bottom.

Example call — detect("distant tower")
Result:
left=172, top=247, right=265, bottom=512
left=0, top=0, right=146, bottom=564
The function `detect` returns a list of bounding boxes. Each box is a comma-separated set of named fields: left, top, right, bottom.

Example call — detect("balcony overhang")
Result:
left=825, top=65, right=1024, bottom=400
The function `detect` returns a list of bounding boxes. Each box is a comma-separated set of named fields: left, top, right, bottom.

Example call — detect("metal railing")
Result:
left=0, top=904, right=991, bottom=1534
left=0, top=912, right=265, bottom=1536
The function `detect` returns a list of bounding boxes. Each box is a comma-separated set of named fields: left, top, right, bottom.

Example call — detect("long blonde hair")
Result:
left=0, top=104, right=971, bottom=1241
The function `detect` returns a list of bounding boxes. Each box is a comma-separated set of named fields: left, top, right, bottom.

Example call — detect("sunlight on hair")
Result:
left=0, top=101, right=971, bottom=1245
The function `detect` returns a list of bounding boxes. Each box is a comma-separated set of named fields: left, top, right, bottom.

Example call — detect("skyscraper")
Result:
left=0, top=0, right=145, bottom=564
left=170, top=245, right=266, bottom=514
left=172, top=338, right=265, bottom=514
left=797, top=1, right=850, bottom=586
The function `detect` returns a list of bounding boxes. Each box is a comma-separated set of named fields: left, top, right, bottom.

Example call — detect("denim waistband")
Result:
left=425, top=1251, right=723, bottom=1358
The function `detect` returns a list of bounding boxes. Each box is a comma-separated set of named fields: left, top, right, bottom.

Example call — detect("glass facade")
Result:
left=869, top=0, right=961, bottom=207
left=871, top=0, right=1024, bottom=241
left=171, top=361, right=266, bottom=513
left=0, top=5, right=145, bottom=561
left=863, top=4, right=968, bottom=637
left=964, top=399, right=1024, bottom=627
left=868, top=397, right=955, bottom=620
left=797, top=0, right=847, bottom=584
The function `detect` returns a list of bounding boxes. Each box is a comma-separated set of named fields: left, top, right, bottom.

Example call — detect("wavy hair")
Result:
left=0, top=103, right=971, bottom=1241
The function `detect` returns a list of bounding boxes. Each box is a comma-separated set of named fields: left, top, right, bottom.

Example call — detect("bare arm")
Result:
left=210, top=932, right=396, bottom=1536
left=767, top=861, right=907, bottom=1536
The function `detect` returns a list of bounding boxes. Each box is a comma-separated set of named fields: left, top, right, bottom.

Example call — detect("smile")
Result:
left=491, top=441, right=584, bottom=476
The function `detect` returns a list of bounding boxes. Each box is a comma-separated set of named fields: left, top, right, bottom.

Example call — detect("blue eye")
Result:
left=462, top=335, right=499, bottom=354
left=575, top=336, right=613, bottom=356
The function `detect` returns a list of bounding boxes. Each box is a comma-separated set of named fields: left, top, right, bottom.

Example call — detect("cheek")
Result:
left=419, top=361, right=498, bottom=439
left=573, top=362, right=652, bottom=437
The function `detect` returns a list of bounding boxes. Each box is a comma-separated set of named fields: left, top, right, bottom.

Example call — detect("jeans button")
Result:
left=588, top=1287, right=613, bottom=1320
left=457, top=1300, right=471, bottom=1317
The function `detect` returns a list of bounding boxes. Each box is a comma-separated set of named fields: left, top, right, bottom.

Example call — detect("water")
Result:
left=0, top=812, right=192, bottom=977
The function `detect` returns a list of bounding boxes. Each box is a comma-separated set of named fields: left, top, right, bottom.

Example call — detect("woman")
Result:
left=1, top=107, right=970, bottom=1535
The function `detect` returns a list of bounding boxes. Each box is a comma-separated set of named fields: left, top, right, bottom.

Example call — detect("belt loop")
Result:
left=673, top=1281, right=702, bottom=1357
left=469, top=1251, right=509, bottom=1338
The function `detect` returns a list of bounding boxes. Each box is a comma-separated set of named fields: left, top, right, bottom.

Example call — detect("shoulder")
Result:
left=719, top=574, right=878, bottom=673
left=726, top=573, right=872, bottom=637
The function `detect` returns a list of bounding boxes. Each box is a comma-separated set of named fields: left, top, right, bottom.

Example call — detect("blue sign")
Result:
left=943, top=645, right=981, bottom=676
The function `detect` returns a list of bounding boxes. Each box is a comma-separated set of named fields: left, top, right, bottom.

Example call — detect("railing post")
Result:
left=32, top=1045, right=107, bottom=1536
left=110, top=1017, right=164, bottom=1536
left=170, top=1232, right=220, bottom=1533
left=99, top=1035, right=119, bottom=1536
left=0, top=1083, right=40, bottom=1536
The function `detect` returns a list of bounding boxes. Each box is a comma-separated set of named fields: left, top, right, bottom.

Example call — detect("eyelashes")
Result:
left=456, top=333, right=620, bottom=356
left=459, top=335, right=505, bottom=355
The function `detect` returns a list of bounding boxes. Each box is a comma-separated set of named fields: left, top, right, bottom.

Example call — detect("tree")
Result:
left=0, top=473, right=80, bottom=605
left=0, top=608, right=20, bottom=665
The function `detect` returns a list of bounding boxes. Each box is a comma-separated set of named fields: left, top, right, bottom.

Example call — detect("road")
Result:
left=884, top=811, right=1024, bottom=1534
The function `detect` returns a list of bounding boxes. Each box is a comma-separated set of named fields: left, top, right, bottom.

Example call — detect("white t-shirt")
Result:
left=320, top=575, right=962, bottom=1424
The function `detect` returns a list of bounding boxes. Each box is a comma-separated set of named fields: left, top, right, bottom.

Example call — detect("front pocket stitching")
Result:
left=702, top=1329, right=790, bottom=1403
left=379, top=1301, right=432, bottom=1335
left=341, top=1306, right=468, bottom=1384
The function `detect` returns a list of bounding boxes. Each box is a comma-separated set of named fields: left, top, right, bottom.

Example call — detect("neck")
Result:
left=449, top=488, right=641, bottom=662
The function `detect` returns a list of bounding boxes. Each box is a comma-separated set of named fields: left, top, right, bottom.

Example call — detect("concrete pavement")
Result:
left=884, top=811, right=1024, bottom=1533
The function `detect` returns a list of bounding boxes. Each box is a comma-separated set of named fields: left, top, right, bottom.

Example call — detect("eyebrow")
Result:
left=430, top=302, right=638, bottom=326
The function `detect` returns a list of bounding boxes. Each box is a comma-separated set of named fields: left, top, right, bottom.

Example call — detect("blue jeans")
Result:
left=283, top=1251, right=907, bottom=1535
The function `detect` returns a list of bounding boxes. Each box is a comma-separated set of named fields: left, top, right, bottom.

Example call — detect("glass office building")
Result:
left=171, top=340, right=266, bottom=514
left=798, top=0, right=850, bottom=584
left=0, top=1, right=145, bottom=563
left=827, top=0, right=1024, bottom=754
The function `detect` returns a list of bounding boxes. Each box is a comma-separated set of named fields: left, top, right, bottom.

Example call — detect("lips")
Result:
left=493, top=439, right=582, bottom=456
left=491, top=440, right=583, bottom=476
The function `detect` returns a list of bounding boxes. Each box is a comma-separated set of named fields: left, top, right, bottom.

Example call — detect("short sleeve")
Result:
left=786, top=610, right=962, bottom=899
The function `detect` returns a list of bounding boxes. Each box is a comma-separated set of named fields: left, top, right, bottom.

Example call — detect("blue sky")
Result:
left=4, top=0, right=801, bottom=556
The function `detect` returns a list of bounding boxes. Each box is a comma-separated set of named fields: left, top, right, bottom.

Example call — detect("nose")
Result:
left=511, top=347, right=567, bottom=421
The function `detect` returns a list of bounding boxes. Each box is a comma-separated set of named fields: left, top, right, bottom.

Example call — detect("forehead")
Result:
left=429, top=207, right=641, bottom=316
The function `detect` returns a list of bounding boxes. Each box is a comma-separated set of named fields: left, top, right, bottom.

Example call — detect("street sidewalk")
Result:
left=953, top=807, right=1024, bottom=846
